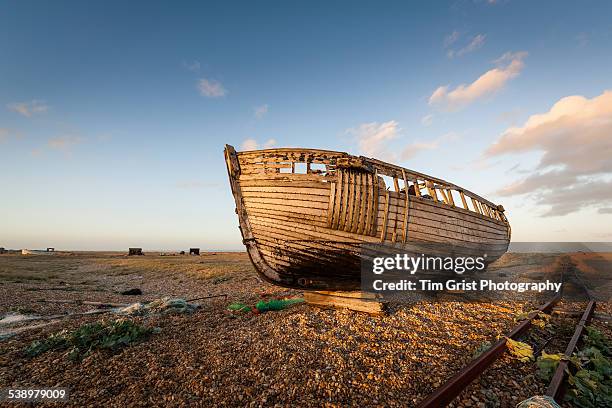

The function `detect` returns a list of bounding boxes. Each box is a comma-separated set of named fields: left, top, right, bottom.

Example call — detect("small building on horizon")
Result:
left=128, top=248, right=144, bottom=256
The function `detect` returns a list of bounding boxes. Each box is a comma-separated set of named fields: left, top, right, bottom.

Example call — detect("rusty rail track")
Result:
left=545, top=299, right=596, bottom=401
left=417, top=296, right=596, bottom=407
left=417, top=293, right=561, bottom=407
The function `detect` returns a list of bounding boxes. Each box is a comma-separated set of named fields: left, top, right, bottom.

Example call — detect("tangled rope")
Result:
left=516, top=395, right=561, bottom=408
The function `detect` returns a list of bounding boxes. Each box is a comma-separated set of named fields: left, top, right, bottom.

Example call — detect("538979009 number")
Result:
left=1, top=388, right=69, bottom=401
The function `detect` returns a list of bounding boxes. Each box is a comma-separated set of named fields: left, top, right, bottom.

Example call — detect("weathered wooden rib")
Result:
left=225, top=145, right=511, bottom=290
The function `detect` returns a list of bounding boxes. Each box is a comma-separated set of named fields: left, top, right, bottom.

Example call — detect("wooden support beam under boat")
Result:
left=304, top=291, right=387, bottom=315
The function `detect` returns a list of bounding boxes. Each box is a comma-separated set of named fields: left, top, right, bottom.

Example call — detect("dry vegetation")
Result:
left=0, top=251, right=609, bottom=407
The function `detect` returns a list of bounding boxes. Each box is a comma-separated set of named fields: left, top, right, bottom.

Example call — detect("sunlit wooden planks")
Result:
left=328, top=169, right=378, bottom=236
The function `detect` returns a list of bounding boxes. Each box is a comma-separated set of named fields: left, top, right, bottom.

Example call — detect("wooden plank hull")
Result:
left=224, top=145, right=511, bottom=290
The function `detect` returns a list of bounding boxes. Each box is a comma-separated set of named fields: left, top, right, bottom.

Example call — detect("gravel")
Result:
left=0, top=251, right=609, bottom=407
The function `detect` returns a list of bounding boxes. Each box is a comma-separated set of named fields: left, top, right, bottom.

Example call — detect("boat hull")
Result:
left=225, top=145, right=510, bottom=290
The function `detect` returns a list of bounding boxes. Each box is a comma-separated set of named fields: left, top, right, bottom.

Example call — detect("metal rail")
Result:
left=417, top=293, right=561, bottom=408
left=545, top=300, right=596, bottom=402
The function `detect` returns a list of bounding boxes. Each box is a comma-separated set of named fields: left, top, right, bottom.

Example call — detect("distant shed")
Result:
left=128, top=248, right=144, bottom=256
left=21, top=249, right=53, bottom=255
left=189, top=248, right=200, bottom=256
left=47, top=247, right=55, bottom=252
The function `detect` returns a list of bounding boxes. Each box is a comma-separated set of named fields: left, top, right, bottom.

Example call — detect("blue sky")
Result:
left=1, top=1, right=611, bottom=250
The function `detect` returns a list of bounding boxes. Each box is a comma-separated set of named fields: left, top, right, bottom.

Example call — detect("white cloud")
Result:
left=444, top=31, right=460, bottom=48
left=345, top=121, right=458, bottom=161
left=429, top=51, right=527, bottom=111
left=497, top=108, right=523, bottom=126
left=401, top=141, right=439, bottom=160
left=197, top=78, right=227, bottom=98
left=486, top=90, right=612, bottom=216
left=48, top=136, right=82, bottom=151
left=447, top=34, right=486, bottom=58
left=421, top=114, right=434, bottom=127
left=7, top=100, right=48, bottom=117
left=254, top=104, right=269, bottom=119
left=401, top=132, right=459, bottom=160
left=240, top=138, right=276, bottom=151
left=0, top=128, right=24, bottom=143
left=182, top=60, right=201, bottom=72
left=345, top=120, right=459, bottom=162
left=241, top=138, right=258, bottom=151
left=345, top=120, right=400, bottom=160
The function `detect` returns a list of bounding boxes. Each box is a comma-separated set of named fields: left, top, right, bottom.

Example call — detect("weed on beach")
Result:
left=25, top=319, right=156, bottom=361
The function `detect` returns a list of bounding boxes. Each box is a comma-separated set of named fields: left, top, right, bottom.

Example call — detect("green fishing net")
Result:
left=227, top=302, right=251, bottom=312
left=255, top=298, right=304, bottom=312
left=227, top=298, right=304, bottom=313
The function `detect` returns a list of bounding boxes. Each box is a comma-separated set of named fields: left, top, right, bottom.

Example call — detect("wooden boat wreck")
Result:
left=225, top=145, right=511, bottom=290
